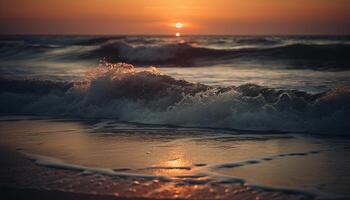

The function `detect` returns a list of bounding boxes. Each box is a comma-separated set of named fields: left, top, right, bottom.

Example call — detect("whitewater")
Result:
left=0, top=61, right=349, bottom=134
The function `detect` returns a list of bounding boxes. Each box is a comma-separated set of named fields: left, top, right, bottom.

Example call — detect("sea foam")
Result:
left=0, top=62, right=349, bottom=134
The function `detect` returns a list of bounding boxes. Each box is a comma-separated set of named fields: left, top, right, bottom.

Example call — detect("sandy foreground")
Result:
left=0, top=148, right=314, bottom=200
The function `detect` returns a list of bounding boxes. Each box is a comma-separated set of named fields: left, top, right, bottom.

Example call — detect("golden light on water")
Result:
left=151, top=148, right=192, bottom=177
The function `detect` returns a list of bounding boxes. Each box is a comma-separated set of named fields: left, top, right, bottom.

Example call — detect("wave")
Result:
left=1, top=62, right=349, bottom=134
left=0, top=42, right=60, bottom=57
left=2, top=35, right=350, bottom=70
left=88, top=41, right=350, bottom=69
left=88, top=41, right=233, bottom=65
left=235, top=37, right=280, bottom=45
left=74, top=36, right=125, bottom=46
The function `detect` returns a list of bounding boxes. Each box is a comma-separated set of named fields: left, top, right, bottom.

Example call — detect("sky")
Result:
left=1, top=0, right=350, bottom=35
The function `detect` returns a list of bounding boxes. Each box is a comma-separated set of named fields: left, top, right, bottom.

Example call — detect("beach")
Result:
left=1, top=117, right=350, bottom=199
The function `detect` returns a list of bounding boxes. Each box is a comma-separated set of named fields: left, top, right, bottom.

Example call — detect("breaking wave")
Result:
left=1, top=62, right=349, bottom=134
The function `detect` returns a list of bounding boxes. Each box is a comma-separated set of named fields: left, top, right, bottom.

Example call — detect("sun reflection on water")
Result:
left=151, top=148, right=193, bottom=177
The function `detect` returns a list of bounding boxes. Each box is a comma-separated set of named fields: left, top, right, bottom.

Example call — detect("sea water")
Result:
left=0, top=35, right=350, bottom=198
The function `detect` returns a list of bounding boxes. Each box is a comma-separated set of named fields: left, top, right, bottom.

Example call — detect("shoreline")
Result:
left=0, top=147, right=314, bottom=200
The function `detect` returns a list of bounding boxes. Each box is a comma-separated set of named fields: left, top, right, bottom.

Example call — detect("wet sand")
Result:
left=0, top=148, right=313, bottom=200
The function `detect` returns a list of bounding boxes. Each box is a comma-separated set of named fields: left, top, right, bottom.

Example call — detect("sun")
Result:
left=175, top=32, right=181, bottom=37
left=175, top=22, right=183, bottom=29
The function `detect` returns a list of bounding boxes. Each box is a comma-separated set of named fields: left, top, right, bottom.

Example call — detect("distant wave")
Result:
left=74, top=37, right=125, bottom=46
left=2, top=36, right=350, bottom=70
left=87, top=41, right=350, bottom=69
left=88, top=41, right=232, bottom=65
left=0, top=42, right=60, bottom=58
left=236, top=37, right=280, bottom=45
left=1, top=62, right=349, bottom=134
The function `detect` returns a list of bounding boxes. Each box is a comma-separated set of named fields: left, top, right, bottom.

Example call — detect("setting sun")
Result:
left=175, top=22, right=183, bottom=29
left=1, top=0, right=349, bottom=34
left=175, top=32, right=181, bottom=37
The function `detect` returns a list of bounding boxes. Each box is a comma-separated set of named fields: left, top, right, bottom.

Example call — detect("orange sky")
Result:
left=1, top=0, right=349, bottom=35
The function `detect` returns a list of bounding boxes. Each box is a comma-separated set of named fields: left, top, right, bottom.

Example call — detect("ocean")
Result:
left=0, top=35, right=350, bottom=199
